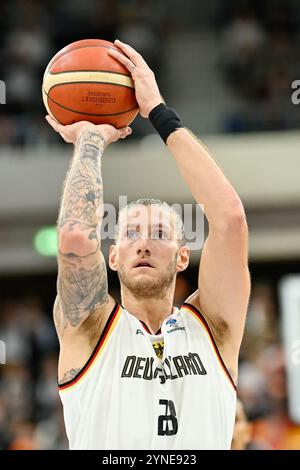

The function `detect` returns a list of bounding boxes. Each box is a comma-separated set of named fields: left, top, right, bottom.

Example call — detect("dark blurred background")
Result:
left=0, top=0, right=300, bottom=450
left=1, top=0, right=300, bottom=146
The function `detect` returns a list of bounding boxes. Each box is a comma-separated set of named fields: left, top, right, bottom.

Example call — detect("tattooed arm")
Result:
left=46, top=116, right=132, bottom=340
left=57, top=128, right=110, bottom=335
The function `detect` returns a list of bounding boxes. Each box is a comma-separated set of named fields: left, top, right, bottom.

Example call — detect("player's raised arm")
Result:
left=165, top=129, right=250, bottom=377
left=47, top=117, right=131, bottom=342
left=109, top=41, right=250, bottom=379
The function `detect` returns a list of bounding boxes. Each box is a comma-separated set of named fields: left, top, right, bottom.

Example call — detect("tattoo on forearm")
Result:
left=60, top=368, right=81, bottom=383
left=59, top=130, right=105, bottom=229
left=56, top=130, right=109, bottom=329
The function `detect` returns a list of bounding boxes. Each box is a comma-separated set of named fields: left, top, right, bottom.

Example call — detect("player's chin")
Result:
left=132, top=267, right=156, bottom=276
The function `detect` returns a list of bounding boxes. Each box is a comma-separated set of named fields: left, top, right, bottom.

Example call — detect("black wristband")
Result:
left=149, top=103, right=183, bottom=144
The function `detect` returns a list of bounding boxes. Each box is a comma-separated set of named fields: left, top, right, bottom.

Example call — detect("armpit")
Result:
left=78, top=300, right=110, bottom=346
left=206, top=315, right=230, bottom=350
left=184, top=291, right=230, bottom=349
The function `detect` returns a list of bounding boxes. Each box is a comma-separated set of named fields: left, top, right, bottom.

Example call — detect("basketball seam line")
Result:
left=46, top=81, right=134, bottom=92
left=48, top=69, right=131, bottom=78
left=44, top=89, right=139, bottom=117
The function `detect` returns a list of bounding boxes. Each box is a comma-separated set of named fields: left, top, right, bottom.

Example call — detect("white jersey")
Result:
left=59, top=302, right=237, bottom=450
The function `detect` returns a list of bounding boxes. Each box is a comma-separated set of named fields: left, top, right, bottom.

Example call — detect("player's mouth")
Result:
left=134, top=261, right=154, bottom=268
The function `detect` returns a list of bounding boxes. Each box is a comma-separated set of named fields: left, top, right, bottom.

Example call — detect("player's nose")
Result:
left=136, top=247, right=151, bottom=256
left=136, top=236, right=151, bottom=255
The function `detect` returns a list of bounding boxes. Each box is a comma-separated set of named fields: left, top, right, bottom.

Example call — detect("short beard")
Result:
left=118, top=256, right=178, bottom=300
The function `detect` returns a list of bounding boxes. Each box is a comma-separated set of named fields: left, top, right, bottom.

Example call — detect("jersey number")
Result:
left=158, top=399, right=178, bottom=436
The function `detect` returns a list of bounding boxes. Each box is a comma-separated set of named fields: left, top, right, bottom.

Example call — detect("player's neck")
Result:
left=121, top=288, right=174, bottom=334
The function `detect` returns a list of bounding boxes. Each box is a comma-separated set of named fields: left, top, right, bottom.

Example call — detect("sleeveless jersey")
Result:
left=58, top=302, right=237, bottom=450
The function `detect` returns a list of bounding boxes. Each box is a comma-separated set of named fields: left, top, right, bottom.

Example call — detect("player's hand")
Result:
left=45, top=115, right=132, bottom=146
left=108, top=39, right=164, bottom=118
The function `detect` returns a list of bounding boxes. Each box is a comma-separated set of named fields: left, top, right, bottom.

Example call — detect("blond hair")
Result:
left=115, top=198, right=185, bottom=246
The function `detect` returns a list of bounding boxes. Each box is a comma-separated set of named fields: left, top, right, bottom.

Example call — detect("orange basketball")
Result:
left=42, top=39, right=138, bottom=128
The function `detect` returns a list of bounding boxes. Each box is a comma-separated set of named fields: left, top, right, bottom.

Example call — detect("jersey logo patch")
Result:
left=166, top=318, right=177, bottom=326
left=166, top=317, right=185, bottom=334
left=136, top=329, right=144, bottom=335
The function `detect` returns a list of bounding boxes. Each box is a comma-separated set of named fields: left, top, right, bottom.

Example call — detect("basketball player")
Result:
left=46, top=39, right=250, bottom=450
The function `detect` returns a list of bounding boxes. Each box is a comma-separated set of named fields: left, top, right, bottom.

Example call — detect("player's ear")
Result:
left=108, top=244, right=118, bottom=271
left=176, top=245, right=190, bottom=272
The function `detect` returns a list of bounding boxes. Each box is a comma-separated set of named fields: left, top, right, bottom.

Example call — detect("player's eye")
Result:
left=126, top=229, right=139, bottom=240
left=151, top=229, right=168, bottom=240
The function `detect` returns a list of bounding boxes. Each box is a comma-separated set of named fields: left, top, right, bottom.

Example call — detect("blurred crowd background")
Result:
left=0, top=0, right=299, bottom=145
left=0, top=0, right=300, bottom=450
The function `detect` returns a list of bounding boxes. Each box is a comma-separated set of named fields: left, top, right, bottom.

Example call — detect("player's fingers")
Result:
left=45, top=115, right=63, bottom=133
left=114, top=39, right=145, bottom=67
left=108, top=48, right=136, bottom=73
left=118, top=126, right=132, bottom=139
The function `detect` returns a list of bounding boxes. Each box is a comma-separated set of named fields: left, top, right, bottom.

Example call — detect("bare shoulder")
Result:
left=53, top=294, right=116, bottom=383
left=53, top=294, right=116, bottom=343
